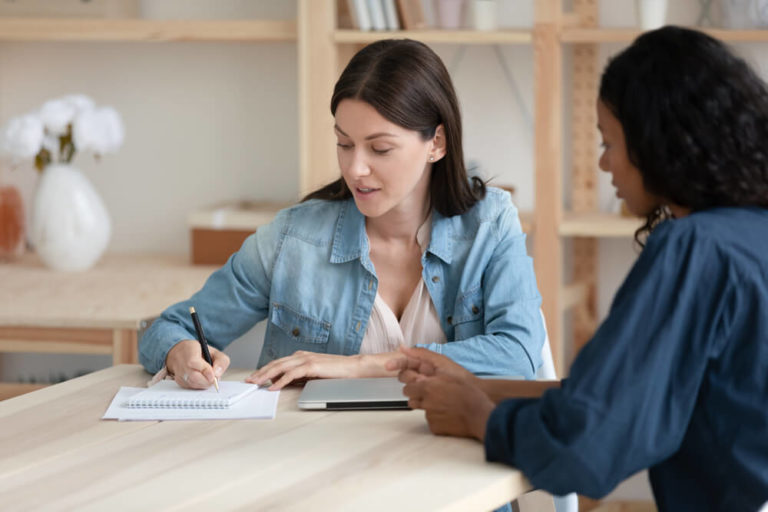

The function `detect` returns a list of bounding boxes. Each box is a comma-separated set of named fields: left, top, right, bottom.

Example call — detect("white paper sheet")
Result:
left=102, top=385, right=280, bottom=421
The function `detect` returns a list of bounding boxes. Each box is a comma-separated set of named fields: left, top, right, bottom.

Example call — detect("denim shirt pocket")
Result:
left=452, top=287, right=484, bottom=325
left=270, top=303, right=331, bottom=345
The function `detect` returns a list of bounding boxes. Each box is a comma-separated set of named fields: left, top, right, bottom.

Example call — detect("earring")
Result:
left=429, top=156, right=435, bottom=162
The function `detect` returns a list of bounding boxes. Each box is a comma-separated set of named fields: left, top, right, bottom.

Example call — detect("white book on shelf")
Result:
left=381, top=0, right=400, bottom=30
left=420, top=0, right=436, bottom=28
left=367, top=0, right=387, bottom=30
left=348, top=0, right=372, bottom=31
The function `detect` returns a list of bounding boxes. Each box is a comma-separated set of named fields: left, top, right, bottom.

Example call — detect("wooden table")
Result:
left=0, top=365, right=533, bottom=511
left=0, top=253, right=216, bottom=398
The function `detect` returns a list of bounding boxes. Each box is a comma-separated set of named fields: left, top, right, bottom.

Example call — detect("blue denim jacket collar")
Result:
left=427, top=209, right=453, bottom=264
left=330, top=201, right=374, bottom=274
left=330, top=200, right=453, bottom=267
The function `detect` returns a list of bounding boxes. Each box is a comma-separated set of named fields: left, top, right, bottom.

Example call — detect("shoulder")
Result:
left=268, top=198, right=347, bottom=243
left=648, top=207, right=768, bottom=249
left=447, top=186, right=519, bottom=239
left=644, top=207, right=768, bottom=276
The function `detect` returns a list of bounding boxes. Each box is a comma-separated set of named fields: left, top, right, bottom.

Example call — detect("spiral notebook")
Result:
left=125, top=380, right=258, bottom=409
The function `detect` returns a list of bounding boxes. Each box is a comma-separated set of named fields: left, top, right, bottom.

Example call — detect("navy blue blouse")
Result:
left=485, top=208, right=768, bottom=511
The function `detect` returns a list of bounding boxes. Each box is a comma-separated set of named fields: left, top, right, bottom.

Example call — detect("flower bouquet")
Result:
left=1, top=95, right=124, bottom=271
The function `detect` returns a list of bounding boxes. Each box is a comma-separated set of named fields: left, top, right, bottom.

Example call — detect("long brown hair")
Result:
left=302, top=39, right=484, bottom=216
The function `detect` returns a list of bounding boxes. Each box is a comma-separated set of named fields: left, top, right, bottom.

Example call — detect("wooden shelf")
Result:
left=561, top=27, right=768, bottom=44
left=562, top=281, right=589, bottom=312
left=518, top=210, right=533, bottom=233
left=334, top=29, right=532, bottom=44
left=0, top=18, right=297, bottom=42
left=559, top=211, right=643, bottom=238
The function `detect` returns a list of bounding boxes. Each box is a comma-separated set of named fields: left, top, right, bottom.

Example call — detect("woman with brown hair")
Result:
left=139, top=39, right=544, bottom=391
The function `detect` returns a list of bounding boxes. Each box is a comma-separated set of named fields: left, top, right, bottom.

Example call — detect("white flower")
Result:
left=42, top=133, right=59, bottom=154
left=62, top=94, right=95, bottom=115
left=73, top=107, right=124, bottom=155
left=38, top=94, right=95, bottom=136
left=2, top=114, right=44, bottom=159
left=1, top=95, right=122, bottom=172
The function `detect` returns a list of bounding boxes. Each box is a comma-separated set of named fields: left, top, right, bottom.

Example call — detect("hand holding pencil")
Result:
left=164, top=307, right=230, bottom=390
left=189, top=306, right=219, bottom=392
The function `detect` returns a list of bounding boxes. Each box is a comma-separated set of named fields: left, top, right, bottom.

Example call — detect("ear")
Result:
left=429, top=124, right=447, bottom=163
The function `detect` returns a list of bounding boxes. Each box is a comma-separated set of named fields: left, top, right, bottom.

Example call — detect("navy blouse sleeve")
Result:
left=483, top=220, right=737, bottom=497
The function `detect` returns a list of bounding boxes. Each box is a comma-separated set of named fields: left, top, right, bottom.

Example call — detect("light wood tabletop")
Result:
left=0, top=365, right=531, bottom=511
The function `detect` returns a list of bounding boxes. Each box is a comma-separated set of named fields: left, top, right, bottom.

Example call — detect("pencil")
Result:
left=189, top=306, right=220, bottom=392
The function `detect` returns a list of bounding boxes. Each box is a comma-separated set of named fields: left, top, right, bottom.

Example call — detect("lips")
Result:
left=354, top=185, right=380, bottom=197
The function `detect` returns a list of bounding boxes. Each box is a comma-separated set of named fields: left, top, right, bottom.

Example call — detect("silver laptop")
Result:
left=297, top=377, right=410, bottom=410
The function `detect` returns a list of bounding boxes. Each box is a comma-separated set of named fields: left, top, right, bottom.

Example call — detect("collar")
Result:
left=330, top=200, right=368, bottom=264
left=426, top=209, right=453, bottom=264
left=330, top=199, right=454, bottom=266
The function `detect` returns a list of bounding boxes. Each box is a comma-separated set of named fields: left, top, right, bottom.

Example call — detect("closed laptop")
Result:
left=297, top=377, right=410, bottom=410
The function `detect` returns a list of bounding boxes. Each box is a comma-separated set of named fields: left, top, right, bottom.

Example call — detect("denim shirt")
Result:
left=139, top=187, right=544, bottom=377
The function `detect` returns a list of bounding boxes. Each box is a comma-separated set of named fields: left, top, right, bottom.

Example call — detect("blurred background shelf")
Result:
left=559, top=212, right=643, bottom=238
left=334, top=28, right=532, bottom=44
left=561, top=27, right=768, bottom=44
left=0, top=18, right=297, bottom=41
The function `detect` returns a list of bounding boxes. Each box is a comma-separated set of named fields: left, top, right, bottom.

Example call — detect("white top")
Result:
left=359, top=217, right=446, bottom=354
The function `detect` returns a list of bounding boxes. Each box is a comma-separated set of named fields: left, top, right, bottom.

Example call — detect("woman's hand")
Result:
left=403, top=374, right=495, bottom=441
left=165, top=339, right=230, bottom=390
left=247, top=350, right=405, bottom=390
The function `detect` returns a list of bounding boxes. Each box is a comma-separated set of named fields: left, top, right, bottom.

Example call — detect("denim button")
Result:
left=446, top=316, right=452, bottom=325
left=472, top=305, right=479, bottom=314
left=292, top=327, right=300, bottom=337
left=431, top=276, right=440, bottom=283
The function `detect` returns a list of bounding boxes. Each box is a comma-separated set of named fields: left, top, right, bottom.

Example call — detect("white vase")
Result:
left=636, top=0, right=668, bottom=30
left=472, top=0, right=498, bottom=31
left=31, top=164, right=111, bottom=271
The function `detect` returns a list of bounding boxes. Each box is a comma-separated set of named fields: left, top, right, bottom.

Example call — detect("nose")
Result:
left=598, top=150, right=609, bottom=173
left=346, top=149, right=371, bottom=178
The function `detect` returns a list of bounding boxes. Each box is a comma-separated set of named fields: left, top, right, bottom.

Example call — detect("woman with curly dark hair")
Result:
left=390, top=26, right=768, bottom=511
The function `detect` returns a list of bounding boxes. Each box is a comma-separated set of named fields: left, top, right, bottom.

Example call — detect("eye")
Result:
left=372, top=147, right=392, bottom=155
left=336, top=142, right=352, bottom=150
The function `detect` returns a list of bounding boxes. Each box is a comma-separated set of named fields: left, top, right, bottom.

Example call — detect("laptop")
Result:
left=297, top=377, right=410, bottom=410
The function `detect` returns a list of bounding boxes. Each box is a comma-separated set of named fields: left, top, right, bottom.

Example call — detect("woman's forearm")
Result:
left=356, top=352, right=401, bottom=377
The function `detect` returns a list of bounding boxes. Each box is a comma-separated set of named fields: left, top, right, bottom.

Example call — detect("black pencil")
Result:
left=189, top=306, right=219, bottom=392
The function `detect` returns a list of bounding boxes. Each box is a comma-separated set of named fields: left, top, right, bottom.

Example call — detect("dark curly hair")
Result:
left=599, top=26, right=768, bottom=244
left=302, top=39, right=485, bottom=216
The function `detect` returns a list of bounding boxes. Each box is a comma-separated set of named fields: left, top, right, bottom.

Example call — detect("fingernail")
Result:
left=215, top=367, right=223, bottom=377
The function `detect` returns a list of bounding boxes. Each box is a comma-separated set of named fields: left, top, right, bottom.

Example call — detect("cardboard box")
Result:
left=188, top=201, right=289, bottom=265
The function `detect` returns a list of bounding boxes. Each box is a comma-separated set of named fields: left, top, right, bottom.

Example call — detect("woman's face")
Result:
left=334, top=99, right=444, bottom=220
left=597, top=100, right=660, bottom=216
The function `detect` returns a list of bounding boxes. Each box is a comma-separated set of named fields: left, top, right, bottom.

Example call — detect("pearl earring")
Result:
left=429, top=156, right=435, bottom=162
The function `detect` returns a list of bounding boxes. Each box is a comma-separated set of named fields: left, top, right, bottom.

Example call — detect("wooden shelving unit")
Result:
left=0, top=18, right=297, bottom=42
left=334, top=28, right=532, bottom=44
left=560, top=212, right=642, bottom=237
left=561, top=26, right=768, bottom=43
